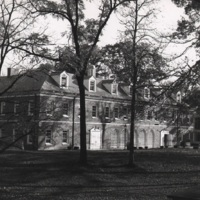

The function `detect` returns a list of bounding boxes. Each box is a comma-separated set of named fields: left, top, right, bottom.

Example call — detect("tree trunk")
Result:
left=77, top=76, right=87, bottom=165
left=129, top=86, right=136, bottom=166
left=128, top=0, right=138, bottom=167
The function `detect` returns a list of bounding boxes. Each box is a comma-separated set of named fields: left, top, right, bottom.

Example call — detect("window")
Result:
left=14, top=102, right=20, bottom=115
left=28, top=101, right=34, bottom=116
left=144, top=87, right=150, bottom=99
left=78, top=106, right=80, bottom=118
left=114, top=107, right=119, bottom=119
left=63, top=103, right=69, bottom=116
left=129, top=86, right=132, bottom=96
left=45, top=130, right=52, bottom=144
left=105, top=107, right=110, bottom=118
left=0, top=102, right=5, bottom=115
left=13, top=129, right=17, bottom=142
left=61, top=76, right=67, bottom=87
left=176, top=91, right=182, bottom=103
left=46, top=101, right=55, bottom=116
left=92, top=106, right=97, bottom=118
left=112, top=84, right=118, bottom=94
left=27, top=134, right=33, bottom=144
left=89, top=80, right=96, bottom=92
left=62, top=130, right=69, bottom=143
left=147, top=110, right=153, bottom=120
left=123, top=107, right=128, bottom=120
left=60, top=72, right=69, bottom=88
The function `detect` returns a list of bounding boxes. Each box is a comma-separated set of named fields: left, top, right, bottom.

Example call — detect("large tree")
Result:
left=115, top=0, right=167, bottom=166
left=170, top=0, right=200, bottom=90
left=101, top=41, right=167, bottom=84
left=26, top=0, right=132, bottom=165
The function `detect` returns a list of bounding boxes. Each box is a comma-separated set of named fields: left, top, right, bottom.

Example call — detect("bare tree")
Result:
left=25, top=0, right=133, bottom=165
left=117, top=0, right=168, bottom=166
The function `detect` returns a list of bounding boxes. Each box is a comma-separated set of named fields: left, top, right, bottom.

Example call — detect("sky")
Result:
left=1, top=0, right=198, bottom=75
left=44, top=0, right=186, bottom=47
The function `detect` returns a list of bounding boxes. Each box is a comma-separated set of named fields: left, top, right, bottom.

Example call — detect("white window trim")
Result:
left=92, top=105, right=97, bottom=118
left=176, top=91, right=182, bottom=103
left=63, top=103, right=69, bottom=117
left=105, top=107, right=110, bottom=118
left=60, top=72, right=69, bottom=89
left=89, top=79, right=96, bottom=92
left=114, top=107, right=119, bottom=119
left=45, top=130, right=52, bottom=145
left=111, top=84, right=118, bottom=95
left=62, top=130, right=69, bottom=144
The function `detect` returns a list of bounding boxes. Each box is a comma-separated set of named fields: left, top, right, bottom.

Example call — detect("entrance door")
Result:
left=90, top=128, right=101, bottom=150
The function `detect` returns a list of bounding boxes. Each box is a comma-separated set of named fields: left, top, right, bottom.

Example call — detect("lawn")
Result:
left=0, top=148, right=200, bottom=200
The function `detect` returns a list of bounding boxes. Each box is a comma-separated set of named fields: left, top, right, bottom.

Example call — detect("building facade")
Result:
left=0, top=67, right=195, bottom=151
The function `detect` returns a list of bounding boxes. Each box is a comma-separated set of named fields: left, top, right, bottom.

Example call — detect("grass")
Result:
left=0, top=148, right=200, bottom=199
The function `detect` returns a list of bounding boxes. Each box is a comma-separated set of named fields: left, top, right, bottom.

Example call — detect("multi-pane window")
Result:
left=63, top=103, right=69, bottom=116
left=62, top=130, right=69, bottom=143
left=176, top=91, right=181, bottom=103
left=0, top=102, right=5, bottom=115
left=89, top=80, right=95, bottom=92
left=14, top=102, right=20, bottom=115
left=28, top=101, right=34, bottom=116
left=46, top=101, right=55, bottom=116
left=114, top=107, right=119, bottom=119
left=123, top=107, right=128, bottom=120
left=61, top=75, right=68, bottom=88
left=45, top=130, right=52, bottom=144
left=112, top=84, right=118, bottom=94
left=92, top=106, right=97, bottom=118
left=105, top=107, right=110, bottom=118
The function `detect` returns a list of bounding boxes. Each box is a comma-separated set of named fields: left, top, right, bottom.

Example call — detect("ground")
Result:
left=0, top=148, right=200, bottom=200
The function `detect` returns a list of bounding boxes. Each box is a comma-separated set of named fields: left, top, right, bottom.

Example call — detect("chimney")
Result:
left=88, top=66, right=96, bottom=78
left=7, top=68, right=11, bottom=77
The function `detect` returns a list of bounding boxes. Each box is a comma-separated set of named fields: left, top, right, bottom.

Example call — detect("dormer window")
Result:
left=112, top=84, right=118, bottom=95
left=176, top=91, right=181, bottom=103
left=89, top=79, right=96, bottom=92
left=60, top=72, right=69, bottom=88
left=144, top=87, right=150, bottom=99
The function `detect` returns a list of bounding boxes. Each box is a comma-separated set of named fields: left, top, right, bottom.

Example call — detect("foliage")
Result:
left=171, top=0, right=200, bottom=49
left=101, top=41, right=167, bottom=85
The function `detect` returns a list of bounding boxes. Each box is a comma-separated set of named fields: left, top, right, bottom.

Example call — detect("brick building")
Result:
left=0, top=67, right=195, bottom=150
